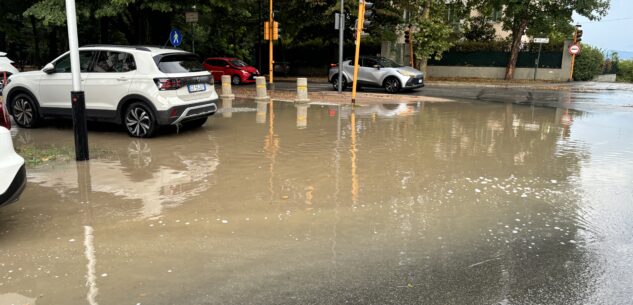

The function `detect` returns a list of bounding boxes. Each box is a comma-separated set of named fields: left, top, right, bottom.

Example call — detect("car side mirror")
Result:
left=373, top=64, right=381, bottom=70
left=43, top=63, right=55, bottom=74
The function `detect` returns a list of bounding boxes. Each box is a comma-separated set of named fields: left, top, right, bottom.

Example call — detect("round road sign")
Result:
left=569, top=44, right=581, bottom=55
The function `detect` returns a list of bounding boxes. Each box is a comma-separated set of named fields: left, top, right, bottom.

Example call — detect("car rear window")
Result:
left=157, top=54, right=205, bottom=73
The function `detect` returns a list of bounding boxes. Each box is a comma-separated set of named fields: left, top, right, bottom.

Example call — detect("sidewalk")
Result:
left=272, top=76, right=574, bottom=91
left=231, top=86, right=453, bottom=105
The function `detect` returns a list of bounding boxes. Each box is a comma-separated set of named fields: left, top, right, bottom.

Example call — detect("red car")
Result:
left=203, top=57, right=259, bottom=85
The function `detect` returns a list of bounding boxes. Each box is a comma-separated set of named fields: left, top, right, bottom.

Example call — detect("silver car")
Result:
left=328, top=56, right=424, bottom=93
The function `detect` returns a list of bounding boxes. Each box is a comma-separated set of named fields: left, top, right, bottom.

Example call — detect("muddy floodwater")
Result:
left=1, top=98, right=633, bottom=304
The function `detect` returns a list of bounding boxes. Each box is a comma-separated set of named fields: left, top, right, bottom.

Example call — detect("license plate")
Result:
left=188, top=84, right=206, bottom=93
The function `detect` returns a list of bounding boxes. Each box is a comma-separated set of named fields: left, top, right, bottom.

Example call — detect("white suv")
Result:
left=3, top=45, right=218, bottom=137
left=0, top=126, right=26, bottom=207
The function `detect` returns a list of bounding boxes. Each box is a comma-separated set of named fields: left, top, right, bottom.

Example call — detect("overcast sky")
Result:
left=573, top=0, right=633, bottom=52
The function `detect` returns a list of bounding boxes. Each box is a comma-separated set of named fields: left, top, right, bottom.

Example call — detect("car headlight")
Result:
left=398, top=70, right=416, bottom=77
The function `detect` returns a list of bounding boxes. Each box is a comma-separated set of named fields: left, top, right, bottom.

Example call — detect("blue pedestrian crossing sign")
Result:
left=169, top=29, right=183, bottom=47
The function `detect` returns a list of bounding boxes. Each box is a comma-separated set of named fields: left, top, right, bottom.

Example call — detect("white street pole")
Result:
left=65, top=0, right=89, bottom=161
left=65, top=0, right=81, bottom=92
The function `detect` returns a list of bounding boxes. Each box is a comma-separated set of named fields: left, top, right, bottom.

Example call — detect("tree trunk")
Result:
left=505, top=17, right=528, bottom=80
left=418, top=0, right=431, bottom=74
left=30, top=16, right=41, bottom=68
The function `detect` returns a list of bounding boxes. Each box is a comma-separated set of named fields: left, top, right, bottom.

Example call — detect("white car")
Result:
left=3, top=45, right=218, bottom=137
left=0, top=126, right=26, bottom=207
left=0, top=52, right=19, bottom=95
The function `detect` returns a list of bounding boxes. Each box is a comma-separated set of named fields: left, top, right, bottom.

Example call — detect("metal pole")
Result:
left=269, top=0, right=274, bottom=84
left=191, top=23, right=195, bottom=54
left=534, top=43, right=542, bottom=81
left=258, top=0, right=263, bottom=72
left=351, top=1, right=364, bottom=104
left=338, top=0, right=344, bottom=93
left=65, top=0, right=89, bottom=161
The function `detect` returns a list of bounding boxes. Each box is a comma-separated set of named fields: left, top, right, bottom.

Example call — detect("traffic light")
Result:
left=273, top=21, right=279, bottom=40
left=404, top=29, right=410, bottom=44
left=363, top=1, right=375, bottom=28
left=575, top=25, right=583, bottom=43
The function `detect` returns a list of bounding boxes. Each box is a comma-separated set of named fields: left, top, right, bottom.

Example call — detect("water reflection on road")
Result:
left=1, top=99, right=632, bottom=304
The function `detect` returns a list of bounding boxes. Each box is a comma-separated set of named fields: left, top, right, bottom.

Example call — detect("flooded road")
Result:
left=1, top=98, right=632, bottom=304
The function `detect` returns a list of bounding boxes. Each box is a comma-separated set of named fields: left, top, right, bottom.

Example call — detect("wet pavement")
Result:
left=1, top=94, right=633, bottom=304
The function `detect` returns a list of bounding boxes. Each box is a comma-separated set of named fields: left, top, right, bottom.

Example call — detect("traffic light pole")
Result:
left=338, top=0, right=344, bottom=94
left=351, top=1, right=365, bottom=104
left=269, top=0, right=274, bottom=85
left=65, top=0, right=89, bottom=161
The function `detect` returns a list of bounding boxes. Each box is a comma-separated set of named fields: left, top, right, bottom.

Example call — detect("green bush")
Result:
left=573, top=44, right=605, bottom=81
left=617, top=60, right=633, bottom=83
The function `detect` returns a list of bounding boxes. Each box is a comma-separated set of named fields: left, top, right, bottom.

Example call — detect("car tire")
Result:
left=11, top=93, right=40, bottom=128
left=124, top=102, right=157, bottom=138
left=183, top=117, right=208, bottom=129
left=332, top=75, right=347, bottom=91
left=231, top=75, right=241, bottom=85
left=384, top=77, right=402, bottom=93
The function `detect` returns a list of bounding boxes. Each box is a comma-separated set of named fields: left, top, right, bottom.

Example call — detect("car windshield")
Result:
left=230, top=59, right=248, bottom=67
left=377, top=57, right=403, bottom=68
left=157, top=54, right=205, bottom=73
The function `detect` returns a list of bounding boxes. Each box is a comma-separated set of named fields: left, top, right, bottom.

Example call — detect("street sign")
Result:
left=569, top=44, right=581, bottom=55
left=185, top=12, right=198, bottom=23
left=170, top=29, right=183, bottom=47
left=335, top=13, right=340, bottom=30
left=533, top=37, right=550, bottom=44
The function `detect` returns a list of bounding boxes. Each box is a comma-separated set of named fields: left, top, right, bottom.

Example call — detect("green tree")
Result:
left=617, top=60, right=633, bottom=83
left=573, top=44, right=604, bottom=81
left=406, top=0, right=471, bottom=72
left=463, top=16, right=496, bottom=42
left=472, top=0, right=610, bottom=80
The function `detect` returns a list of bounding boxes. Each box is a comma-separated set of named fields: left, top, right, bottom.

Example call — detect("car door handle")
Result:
left=117, top=77, right=129, bottom=82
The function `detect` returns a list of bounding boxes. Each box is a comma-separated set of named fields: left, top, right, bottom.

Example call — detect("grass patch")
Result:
left=15, top=145, right=73, bottom=166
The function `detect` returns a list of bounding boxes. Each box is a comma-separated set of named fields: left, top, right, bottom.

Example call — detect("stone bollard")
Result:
left=221, top=97, right=233, bottom=118
left=295, top=78, right=310, bottom=103
left=220, top=75, right=235, bottom=99
left=254, top=76, right=269, bottom=101
left=295, top=103, right=309, bottom=129
left=256, top=101, right=268, bottom=124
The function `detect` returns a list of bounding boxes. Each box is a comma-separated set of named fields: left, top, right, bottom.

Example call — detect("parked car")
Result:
left=0, top=52, right=20, bottom=95
left=328, top=56, right=424, bottom=93
left=0, top=126, right=26, bottom=207
left=203, top=57, right=259, bottom=85
left=3, top=45, right=218, bottom=138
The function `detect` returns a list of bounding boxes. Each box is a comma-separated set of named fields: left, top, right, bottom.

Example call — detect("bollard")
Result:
left=221, top=97, right=233, bottom=118
left=295, top=78, right=310, bottom=103
left=220, top=75, right=235, bottom=99
left=256, top=101, right=268, bottom=124
left=254, top=76, right=269, bottom=101
left=295, top=103, right=309, bottom=129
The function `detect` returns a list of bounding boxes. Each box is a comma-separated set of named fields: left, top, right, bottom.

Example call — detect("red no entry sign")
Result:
left=569, top=44, right=581, bottom=55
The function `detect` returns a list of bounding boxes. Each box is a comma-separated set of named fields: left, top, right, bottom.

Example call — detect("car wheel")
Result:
left=124, top=102, right=157, bottom=138
left=332, top=75, right=347, bottom=91
left=384, top=77, right=402, bottom=93
left=183, top=117, right=208, bottom=129
left=231, top=75, right=241, bottom=85
left=11, top=93, right=40, bottom=128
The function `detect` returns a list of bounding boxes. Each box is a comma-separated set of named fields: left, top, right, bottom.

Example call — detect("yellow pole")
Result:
left=351, top=1, right=365, bottom=104
left=569, top=29, right=578, bottom=81
left=269, top=0, right=274, bottom=84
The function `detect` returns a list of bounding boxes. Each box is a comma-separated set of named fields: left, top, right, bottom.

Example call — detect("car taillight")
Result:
left=0, top=103, right=10, bottom=129
left=330, top=63, right=338, bottom=68
left=154, top=78, right=183, bottom=91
